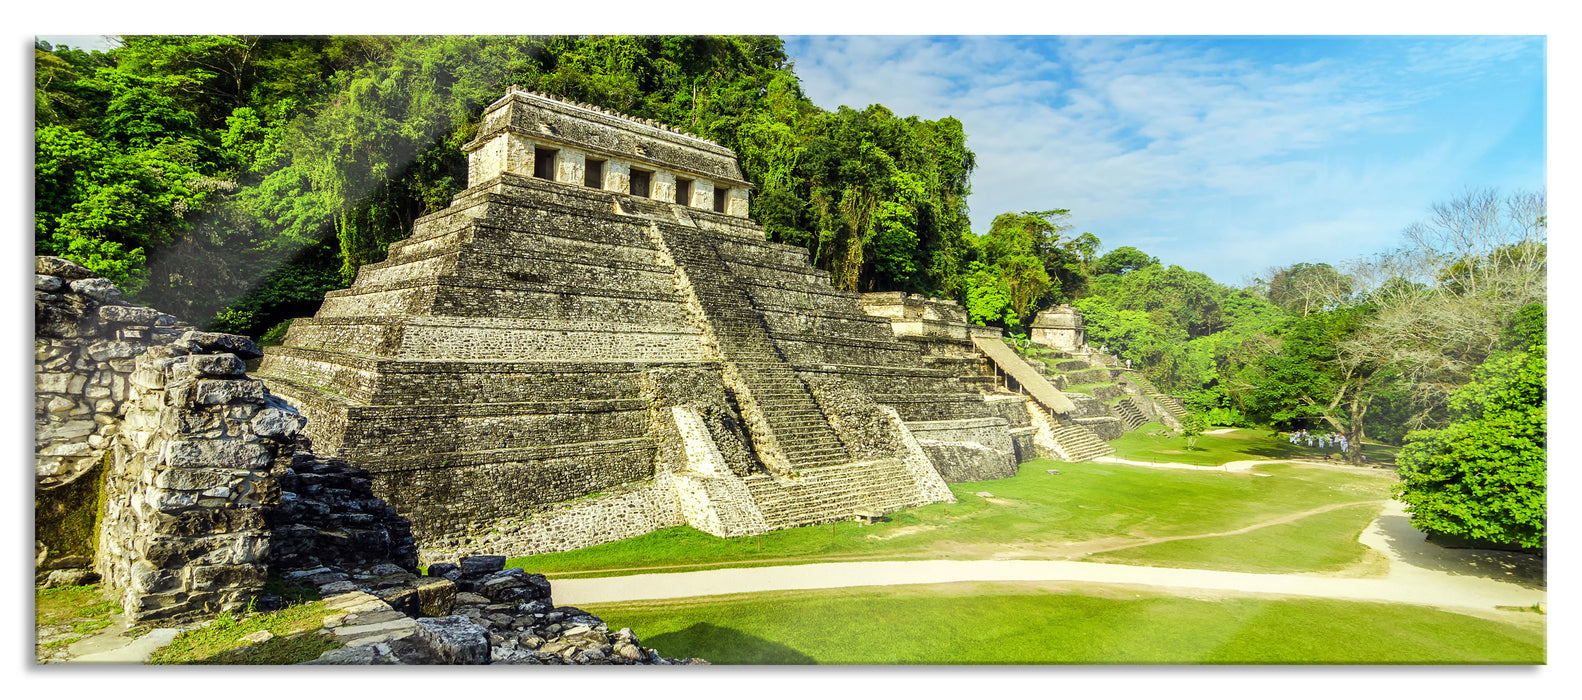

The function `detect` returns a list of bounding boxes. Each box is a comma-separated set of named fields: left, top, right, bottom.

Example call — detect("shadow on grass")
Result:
left=645, top=622, right=817, bottom=665
left=1373, top=512, right=1546, bottom=589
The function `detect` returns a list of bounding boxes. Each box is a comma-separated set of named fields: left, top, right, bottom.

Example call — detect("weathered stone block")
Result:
left=35, top=275, right=64, bottom=292
left=413, top=616, right=491, bottom=664
left=152, top=467, right=232, bottom=491
left=163, top=439, right=272, bottom=470
left=413, top=577, right=457, bottom=617
left=98, top=305, right=162, bottom=325
left=250, top=407, right=305, bottom=440
left=148, top=507, right=265, bottom=537
left=189, top=353, right=246, bottom=378
left=69, top=278, right=122, bottom=305
left=35, top=373, right=72, bottom=393
left=192, top=379, right=267, bottom=405
left=86, top=338, right=137, bottom=361
left=158, top=407, right=222, bottom=435
left=458, top=555, right=506, bottom=576
left=39, top=441, right=93, bottom=457
left=375, top=585, right=420, bottom=616
left=37, top=256, right=94, bottom=280
left=427, top=563, right=460, bottom=579
left=180, top=331, right=264, bottom=360
left=190, top=564, right=265, bottom=592
left=42, top=569, right=100, bottom=588
left=130, top=560, right=181, bottom=593
left=36, top=420, right=95, bottom=442
left=146, top=488, right=200, bottom=512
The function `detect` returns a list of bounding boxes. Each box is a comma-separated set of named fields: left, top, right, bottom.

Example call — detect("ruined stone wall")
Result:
left=99, top=336, right=297, bottom=620
left=1030, top=305, right=1085, bottom=351
left=35, top=258, right=190, bottom=494
left=35, top=257, right=417, bottom=622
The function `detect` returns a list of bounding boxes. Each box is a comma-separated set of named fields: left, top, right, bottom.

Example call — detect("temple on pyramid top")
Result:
left=463, top=89, right=752, bottom=217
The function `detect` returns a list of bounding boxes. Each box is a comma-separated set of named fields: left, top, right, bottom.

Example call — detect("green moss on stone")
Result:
left=34, top=452, right=109, bottom=561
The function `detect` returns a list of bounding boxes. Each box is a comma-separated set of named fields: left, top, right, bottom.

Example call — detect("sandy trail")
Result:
left=1092, top=455, right=1382, bottom=474
left=553, top=499, right=1545, bottom=614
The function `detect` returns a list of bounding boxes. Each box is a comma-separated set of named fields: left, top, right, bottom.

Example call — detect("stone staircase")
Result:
left=1123, top=370, right=1188, bottom=422
left=1154, top=395, right=1190, bottom=421
left=1048, top=422, right=1115, bottom=462
left=741, top=458, right=929, bottom=530
left=1123, top=370, right=1160, bottom=395
left=651, top=221, right=849, bottom=471
left=1113, top=398, right=1149, bottom=431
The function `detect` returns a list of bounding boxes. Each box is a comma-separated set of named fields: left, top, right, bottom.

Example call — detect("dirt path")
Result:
left=1080, top=500, right=1380, bottom=556
left=1093, top=455, right=1384, bottom=475
left=552, top=499, right=1545, bottom=614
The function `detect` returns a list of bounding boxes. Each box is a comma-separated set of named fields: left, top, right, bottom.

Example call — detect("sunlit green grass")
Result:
left=1090, top=503, right=1386, bottom=574
left=588, top=582, right=1545, bottom=664
left=35, top=584, right=120, bottom=637
left=148, top=599, right=339, bottom=665
left=511, top=457, right=1395, bottom=577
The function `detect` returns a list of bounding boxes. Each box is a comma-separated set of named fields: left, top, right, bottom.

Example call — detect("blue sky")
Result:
left=784, top=35, right=1547, bottom=285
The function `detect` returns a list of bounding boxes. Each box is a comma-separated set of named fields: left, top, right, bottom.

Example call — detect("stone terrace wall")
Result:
left=34, top=257, right=418, bottom=622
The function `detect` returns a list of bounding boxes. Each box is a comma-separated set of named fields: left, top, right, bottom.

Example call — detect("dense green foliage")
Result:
left=955, top=210, right=1102, bottom=330
left=1394, top=306, right=1546, bottom=548
left=1070, top=257, right=1286, bottom=428
left=35, top=35, right=975, bottom=335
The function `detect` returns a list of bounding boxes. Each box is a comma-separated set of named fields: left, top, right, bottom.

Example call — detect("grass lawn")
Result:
left=511, top=457, right=1396, bottom=577
left=1110, top=424, right=1399, bottom=467
left=587, top=581, right=1545, bottom=664
left=148, top=599, right=339, bottom=665
left=1090, top=503, right=1388, bottom=575
left=36, top=584, right=119, bottom=635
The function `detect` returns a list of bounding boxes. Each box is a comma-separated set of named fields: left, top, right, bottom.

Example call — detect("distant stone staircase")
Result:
left=1113, top=398, right=1149, bottom=431
left=1123, top=370, right=1160, bottom=395
left=1123, top=370, right=1189, bottom=422
left=1047, top=422, right=1115, bottom=462
left=1154, top=395, right=1190, bottom=420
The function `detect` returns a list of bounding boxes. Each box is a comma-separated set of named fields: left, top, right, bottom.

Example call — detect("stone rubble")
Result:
left=292, top=555, right=704, bottom=665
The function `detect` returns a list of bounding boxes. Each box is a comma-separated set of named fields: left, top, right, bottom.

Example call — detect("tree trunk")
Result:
left=1346, top=393, right=1369, bottom=464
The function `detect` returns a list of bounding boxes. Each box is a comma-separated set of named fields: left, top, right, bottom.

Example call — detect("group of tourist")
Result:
left=1287, top=429, right=1359, bottom=461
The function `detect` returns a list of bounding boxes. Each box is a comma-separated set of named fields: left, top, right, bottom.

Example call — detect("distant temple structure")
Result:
left=1031, top=304, right=1085, bottom=351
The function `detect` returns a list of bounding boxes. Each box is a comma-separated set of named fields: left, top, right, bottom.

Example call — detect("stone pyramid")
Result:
left=257, top=90, right=1017, bottom=556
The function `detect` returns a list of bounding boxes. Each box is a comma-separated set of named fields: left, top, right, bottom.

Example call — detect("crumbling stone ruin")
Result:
left=35, top=256, right=415, bottom=621
left=255, top=89, right=1035, bottom=558
left=34, top=257, right=690, bottom=665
